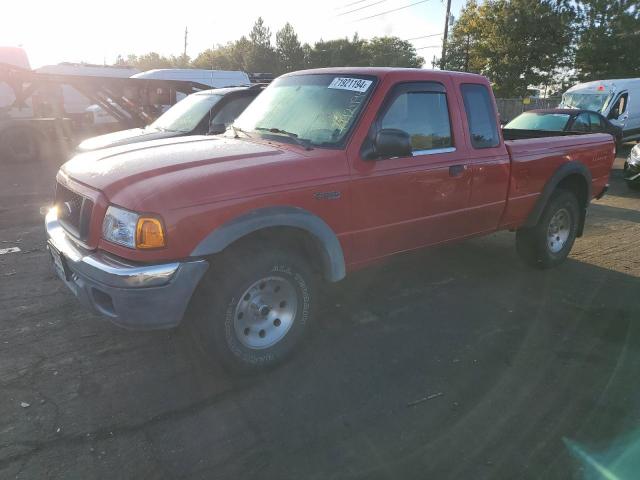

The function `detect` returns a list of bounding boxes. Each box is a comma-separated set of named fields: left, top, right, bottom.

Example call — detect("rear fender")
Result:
left=523, top=161, right=592, bottom=236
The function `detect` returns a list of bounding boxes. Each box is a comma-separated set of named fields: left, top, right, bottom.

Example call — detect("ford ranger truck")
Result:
left=46, top=68, right=615, bottom=371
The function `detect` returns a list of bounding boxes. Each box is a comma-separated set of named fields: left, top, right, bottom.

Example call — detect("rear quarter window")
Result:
left=461, top=84, right=500, bottom=149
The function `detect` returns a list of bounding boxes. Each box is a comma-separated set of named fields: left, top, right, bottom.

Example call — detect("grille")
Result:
left=55, top=183, right=94, bottom=241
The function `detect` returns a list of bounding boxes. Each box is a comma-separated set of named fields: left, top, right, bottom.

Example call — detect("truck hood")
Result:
left=76, top=127, right=180, bottom=152
left=61, top=135, right=292, bottom=208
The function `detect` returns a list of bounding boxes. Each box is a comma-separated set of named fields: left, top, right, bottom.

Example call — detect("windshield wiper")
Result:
left=255, top=126, right=313, bottom=150
left=229, top=124, right=253, bottom=138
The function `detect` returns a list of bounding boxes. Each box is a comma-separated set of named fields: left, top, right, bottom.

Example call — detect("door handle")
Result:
left=449, top=164, right=467, bottom=177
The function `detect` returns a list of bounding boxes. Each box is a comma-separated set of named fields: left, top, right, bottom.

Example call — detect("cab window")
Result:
left=460, top=84, right=500, bottom=149
left=588, top=113, right=603, bottom=132
left=379, top=83, right=453, bottom=153
left=211, top=95, right=255, bottom=128
left=571, top=113, right=590, bottom=132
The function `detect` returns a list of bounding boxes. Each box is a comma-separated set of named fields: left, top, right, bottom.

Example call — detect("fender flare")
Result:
left=191, top=206, right=346, bottom=282
left=523, top=161, right=592, bottom=232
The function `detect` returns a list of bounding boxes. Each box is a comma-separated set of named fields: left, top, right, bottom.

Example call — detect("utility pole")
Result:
left=183, top=27, right=188, bottom=62
left=440, top=0, right=452, bottom=70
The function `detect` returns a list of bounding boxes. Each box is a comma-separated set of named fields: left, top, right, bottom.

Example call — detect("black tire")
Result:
left=516, top=190, right=580, bottom=269
left=191, top=246, right=317, bottom=373
left=0, top=128, right=41, bottom=163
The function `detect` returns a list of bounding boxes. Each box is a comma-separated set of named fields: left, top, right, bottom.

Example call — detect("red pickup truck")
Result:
left=46, top=68, right=615, bottom=371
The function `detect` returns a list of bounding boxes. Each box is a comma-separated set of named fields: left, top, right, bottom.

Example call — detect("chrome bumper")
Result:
left=45, top=208, right=208, bottom=330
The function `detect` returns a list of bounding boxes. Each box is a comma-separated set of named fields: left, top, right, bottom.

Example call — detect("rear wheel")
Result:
left=516, top=190, right=580, bottom=269
left=191, top=246, right=317, bottom=372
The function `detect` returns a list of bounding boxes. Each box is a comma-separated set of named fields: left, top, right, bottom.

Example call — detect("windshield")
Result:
left=505, top=112, right=571, bottom=131
left=232, top=74, right=376, bottom=147
left=561, top=92, right=611, bottom=113
left=150, top=93, right=222, bottom=132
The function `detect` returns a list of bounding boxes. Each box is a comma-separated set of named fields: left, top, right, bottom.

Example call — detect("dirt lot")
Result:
left=1, top=147, right=639, bottom=479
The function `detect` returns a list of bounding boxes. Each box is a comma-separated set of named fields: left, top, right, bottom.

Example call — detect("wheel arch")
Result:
left=523, top=161, right=592, bottom=237
left=191, top=206, right=346, bottom=282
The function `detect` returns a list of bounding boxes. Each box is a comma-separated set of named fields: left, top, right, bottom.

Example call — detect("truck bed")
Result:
left=500, top=133, right=615, bottom=228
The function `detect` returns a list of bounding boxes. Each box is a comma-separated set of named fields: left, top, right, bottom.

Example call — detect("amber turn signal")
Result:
left=136, top=217, right=165, bottom=249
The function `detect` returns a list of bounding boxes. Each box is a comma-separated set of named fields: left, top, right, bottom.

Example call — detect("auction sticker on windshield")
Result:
left=328, top=77, right=373, bottom=93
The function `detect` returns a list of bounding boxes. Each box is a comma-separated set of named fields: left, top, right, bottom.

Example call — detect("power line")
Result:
left=415, top=45, right=441, bottom=50
left=354, top=0, right=431, bottom=22
left=335, top=0, right=373, bottom=9
left=404, top=33, right=443, bottom=41
left=336, top=0, right=389, bottom=17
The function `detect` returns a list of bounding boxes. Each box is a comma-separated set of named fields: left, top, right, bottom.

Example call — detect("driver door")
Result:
left=347, top=81, right=474, bottom=264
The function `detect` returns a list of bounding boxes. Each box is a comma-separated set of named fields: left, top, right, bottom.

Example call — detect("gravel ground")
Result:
left=0, top=147, right=639, bottom=479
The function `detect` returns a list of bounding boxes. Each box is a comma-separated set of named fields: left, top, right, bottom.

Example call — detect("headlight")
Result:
left=102, top=206, right=165, bottom=249
left=630, top=146, right=640, bottom=165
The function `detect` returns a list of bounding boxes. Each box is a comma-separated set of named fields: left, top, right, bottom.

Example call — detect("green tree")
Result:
left=437, top=0, right=484, bottom=73
left=575, top=0, right=640, bottom=80
left=364, top=37, right=424, bottom=68
left=307, top=35, right=369, bottom=68
left=276, top=22, right=305, bottom=73
left=245, top=17, right=278, bottom=73
left=440, top=0, right=575, bottom=97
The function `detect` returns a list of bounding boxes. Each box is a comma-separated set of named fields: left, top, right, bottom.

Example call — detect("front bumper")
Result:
left=45, top=208, right=208, bottom=330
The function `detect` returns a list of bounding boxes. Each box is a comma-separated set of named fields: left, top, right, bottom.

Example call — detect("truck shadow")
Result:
left=590, top=203, right=640, bottom=223
left=153, top=233, right=640, bottom=479
left=7, top=224, right=640, bottom=479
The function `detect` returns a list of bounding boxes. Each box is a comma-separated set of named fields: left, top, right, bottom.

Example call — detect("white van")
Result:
left=131, top=69, right=250, bottom=89
left=560, top=79, right=640, bottom=142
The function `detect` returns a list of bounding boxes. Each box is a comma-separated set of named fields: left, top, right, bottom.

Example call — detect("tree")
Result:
left=307, top=35, right=368, bottom=68
left=364, top=37, right=424, bottom=68
left=245, top=17, right=278, bottom=73
left=575, top=0, right=640, bottom=80
left=122, top=52, right=177, bottom=71
left=437, top=0, right=484, bottom=73
left=439, top=0, right=575, bottom=97
left=192, top=41, right=245, bottom=70
left=276, top=23, right=305, bottom=73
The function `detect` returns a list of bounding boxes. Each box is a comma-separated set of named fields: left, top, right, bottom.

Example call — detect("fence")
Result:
left=495, top=97, right=562, bottom=123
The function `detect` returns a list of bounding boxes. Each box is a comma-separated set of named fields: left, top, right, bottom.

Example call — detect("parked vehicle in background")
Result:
left=131, top=69, right=251, bottom=90
left=77, top=85, right=263, bottom=152
left=36, top=63, right=140, bottom=116
left=85, top=69, right=252, bottom=127
left=0, top=55, right=212, bottom=163
left=503, top=108, right=622, bottom=146
left=560, top=79, right=640, bottom=142
left=46, top=68, right=615, bottom=372
left=624, top=143, right=640, bottom=190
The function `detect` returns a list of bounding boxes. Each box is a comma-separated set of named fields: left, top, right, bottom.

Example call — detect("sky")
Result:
left=1, top=0, right=466, bottom=69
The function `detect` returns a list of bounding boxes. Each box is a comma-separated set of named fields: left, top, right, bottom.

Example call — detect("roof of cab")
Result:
left=282, top=67, right=487, bottom=82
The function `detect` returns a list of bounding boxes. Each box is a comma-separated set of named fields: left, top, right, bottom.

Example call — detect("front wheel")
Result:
left=516, top=190, right=580, bottom=269
left=192, top=247, right=317, bottom=372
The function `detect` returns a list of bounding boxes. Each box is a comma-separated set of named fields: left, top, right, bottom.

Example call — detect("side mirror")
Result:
left=208, top=123, right=226, bottom=135
left=374, top=128, right=412, bottom=159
